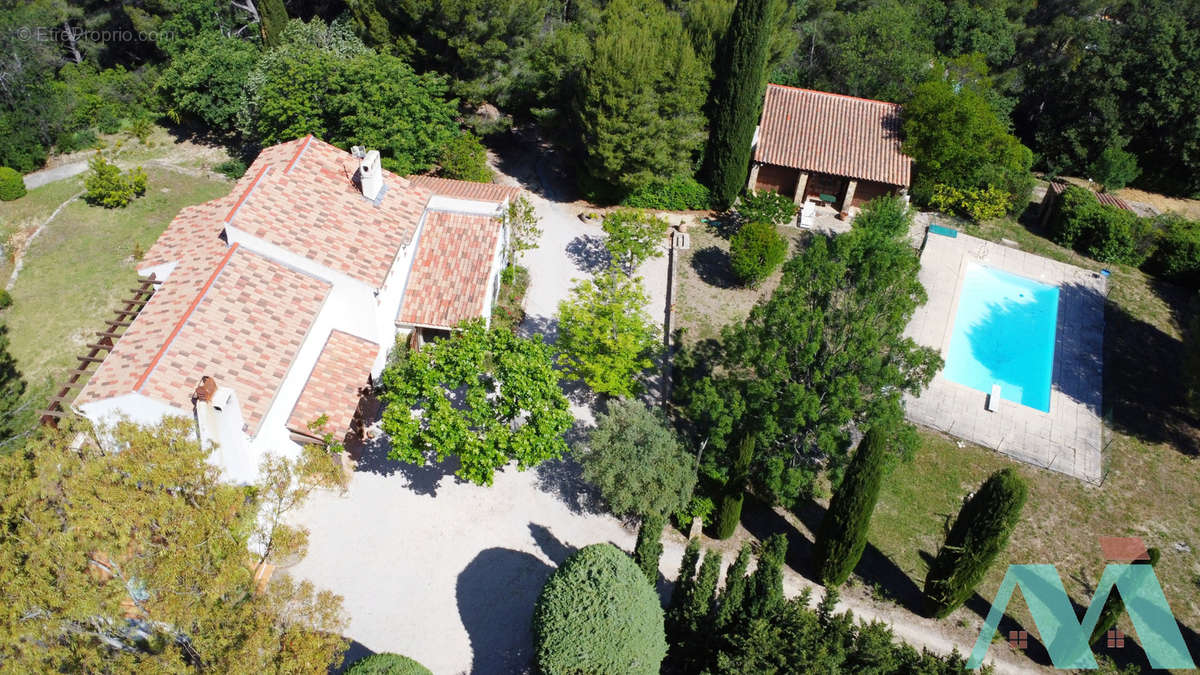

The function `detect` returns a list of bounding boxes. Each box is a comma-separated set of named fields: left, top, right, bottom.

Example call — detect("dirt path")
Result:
left=23, top=162, right=88, bottom=191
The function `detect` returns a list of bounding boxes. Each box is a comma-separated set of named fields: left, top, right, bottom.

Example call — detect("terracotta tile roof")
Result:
left=405, top=175, right=521, bottom=203
left=754, top=84, right=912, bottom=187
left=226, top=136, right=432, bottom=287
left=397, top=211, right=502, bottom=329
left=286, top=330, right=379, bottom=439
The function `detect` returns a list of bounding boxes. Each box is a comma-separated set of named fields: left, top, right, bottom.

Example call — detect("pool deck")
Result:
left=903, top=229, right=1107, bottom=484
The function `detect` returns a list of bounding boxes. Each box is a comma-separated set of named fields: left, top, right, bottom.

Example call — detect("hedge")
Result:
left=1146, top=214, right=1200, bottom=288
left=0, top=167, right=25, bottom=201
left=623, top=175, right=711, bottom=211
left=533, top=543, right=666, bottom=674
left=1048, top=185, right=1154, bottom=265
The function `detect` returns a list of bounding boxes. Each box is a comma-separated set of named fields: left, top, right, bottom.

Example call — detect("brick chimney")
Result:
left=359, top=149, right=383, bottom=201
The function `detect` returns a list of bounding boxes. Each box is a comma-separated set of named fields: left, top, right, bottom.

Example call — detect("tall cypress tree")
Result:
left=258, top=0, right=289, bottom=47
left=0, top=325, right=27, bottom=445
left=813, top=427, right=891, bottom=586
left=743, top=533, right=788, bottom=619
left=713, top=542, right=752, bottom=630
left=923, top=468, right=1028, bottom=619
left=633, top=513, right=665, bottom=583
left=713, top=434, right=754, bottom=539
left=701, top=0, right=777, bottom=209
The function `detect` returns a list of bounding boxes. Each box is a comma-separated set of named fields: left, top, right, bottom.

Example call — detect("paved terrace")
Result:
left=903, top=230, right=1107, bottom=483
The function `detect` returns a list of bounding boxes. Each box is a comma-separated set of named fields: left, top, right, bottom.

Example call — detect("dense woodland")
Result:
left=2, top=0, right=1199, bottom=198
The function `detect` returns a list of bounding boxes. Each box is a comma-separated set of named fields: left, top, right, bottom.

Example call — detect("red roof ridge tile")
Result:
left=765, top=82, right=901, bottom=108
left=284, top=134, right=315, bottom=175
left=224, top=165, right=272, bottom=224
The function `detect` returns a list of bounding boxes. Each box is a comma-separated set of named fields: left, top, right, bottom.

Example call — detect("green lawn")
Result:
left=0, top=164, right=230, bottom=428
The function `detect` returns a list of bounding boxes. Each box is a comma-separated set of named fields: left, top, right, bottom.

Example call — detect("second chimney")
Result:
left=359, top=150, right=383, bottom=201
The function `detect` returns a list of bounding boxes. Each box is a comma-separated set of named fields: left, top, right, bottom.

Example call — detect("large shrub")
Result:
left=730, top=221, right=787, bottom=286
left=0, top=167, right=26, bottom=201
left=437, top=132, right=492, bottom=183
left=346, top=653, right=432, bottom=675
left=1089, top=138, right=1140, bottom=192
left=623, top=175, right=711, bottom=210
left=1049, top=185, right=1154, bottom=265
left=1147, top=214, right=1200, bottom=287
left=928, top=184, right=1008, bottom=223
left=84, top=154, right=148, bottom=208
left=813, top=426, right=890, bottom=586
left=737, top=189, right=796, bottom=225
left=923, top=468, right=1028, bottom=618
left=533, top=543, right=667, bottom=675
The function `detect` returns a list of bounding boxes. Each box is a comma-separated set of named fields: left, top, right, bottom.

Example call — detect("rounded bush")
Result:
left=0, top=167, right=26, bottom=201
left=533, top=543, right=666, bottom=675
left=730, top=221, right=788, bottom=286
left=346, top=653, right=432, bottom=675
left=0, top=290, right=12, bottom=310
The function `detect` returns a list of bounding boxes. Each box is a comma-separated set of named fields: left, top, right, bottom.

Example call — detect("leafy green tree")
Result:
left=505, top=194, right=542, bottom=269
left=157, top=32, right=260, bottom=134
left=574, top=0, right=707, bottom=199
left=556, top=271, right=660, bottom=397
left=380, top=319, right=572, bottom=486
left=813, top=425, right=892, bottom=586
left=701, top=0, right=780, bottom=209
left=240, top=19, right=458, bottom=175
left=601, top=209, right=670, bottom=276
left=0, top=419, right=347, bottom=671
left=818, top=0, right=937, bottom=103
left=1089, top=138, right=1140, bottom=192
left=345, top=0, right=554, bottom=108
left=713, top=434, right=754, bottom=539
left=578, top=398, right=696, bottom=519
left=84, top=153, right=148, bottom=208
left=730, top=221, right=788, bottom=287
left=437, top=132, right=492, bottom=182
left=677, top=197, right=941, bottom=508
left=902, top=77, right=1034, bottom=211
left=923, top=468, right=1028, bottom=619
left=533, top=543, right=667, bottom=675
left=633, top=513, right=665, bottom=582
left=1088, top=547, right=1161, bottom=646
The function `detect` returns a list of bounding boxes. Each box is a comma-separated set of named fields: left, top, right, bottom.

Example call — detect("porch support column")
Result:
left=793, top=171, right=810, bottom=205
left=746, top=162, right=761, bottom=192
left=841, top=179, right=858, bottom=211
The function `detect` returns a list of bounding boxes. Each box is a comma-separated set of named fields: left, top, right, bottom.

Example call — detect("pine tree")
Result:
left=0, top=325, right=27, bottom=445
left=713, top=542, right=752, bottom=630
left=713, top=434, right=755, bottom=539
left=923, top=468, right=1028, bottom=619
left=1088, top=547, right=1161, bottom=645
left=701, top=0, right=778, bottom=209
left=813, top=427, right=891, bottom=586
left=743, top=533, right=788, bottom=619
left=633, top=513, right=665, bottom=583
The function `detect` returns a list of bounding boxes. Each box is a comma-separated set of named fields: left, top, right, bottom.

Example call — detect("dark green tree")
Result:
left=258, top=0, right=289, bottom=47
left=1088, top=547, right=1161, bottom=646
left=0, top=325, right=26, bottom=446
left=574, top=0, right=707, bottom=199
left=533, top=543, right=667, bottom=675
left=729, top=221, right=788, bottom=287
left=743, top=533, right=788, bottom=620
left=712, top=543, right=752, bottom=631
left=713, top=434, right=754, bottom=539
left=633, top=513, right=665, bottom=583
left=157, top=32, right=260, bottom=134
left=813, top=425, right=892, bottom=586
left=1089, top=138, right=1140, bottom=192
left=683, top=550, right=722, bottom=634
left=701, top=0, right=778, bottom=209
left=668, top=538, right=702, bottom=617
left=923, top=468, right=1029, bottom=618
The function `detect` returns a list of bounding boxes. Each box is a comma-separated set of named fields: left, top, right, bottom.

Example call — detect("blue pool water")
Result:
left=943, top=264, right=1060, bottom=412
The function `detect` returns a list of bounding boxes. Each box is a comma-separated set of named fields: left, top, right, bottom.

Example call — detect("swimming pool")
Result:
left=943, top=264, right=1060, bottom=412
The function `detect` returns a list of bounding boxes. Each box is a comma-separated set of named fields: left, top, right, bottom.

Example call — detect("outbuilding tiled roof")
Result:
left=286, top=330, right=379, bottom=440
left=406, top=175, right=520, bottom=203
left=397, top=211, right=502, bottom=329
left=754, top=84, right=912, bottom=187
left=225, top=136, right=432, bottom=287
left=1047, top=181, right=1134, bottom=212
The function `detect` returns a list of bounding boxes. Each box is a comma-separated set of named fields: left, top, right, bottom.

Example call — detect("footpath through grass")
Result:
left=0, top=157, right=229, bottom=432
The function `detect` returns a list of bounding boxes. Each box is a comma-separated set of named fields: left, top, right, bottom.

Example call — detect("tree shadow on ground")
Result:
left=455, top=547, right=554, bottom=674
left=566, top=234, right=611, bottom=274
left=1103, top=288, right=1200, bottom=456
left=529, top=522, right=579, bottom=565
left=330, top=639, right=374, bottom=674
left=533, top=456, right=605, bottom=516
left=689, top=246, right=737, bottom=289
left=705, top=211, right=742, bottom=239
left=490, top=128, right=579, bottom=203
